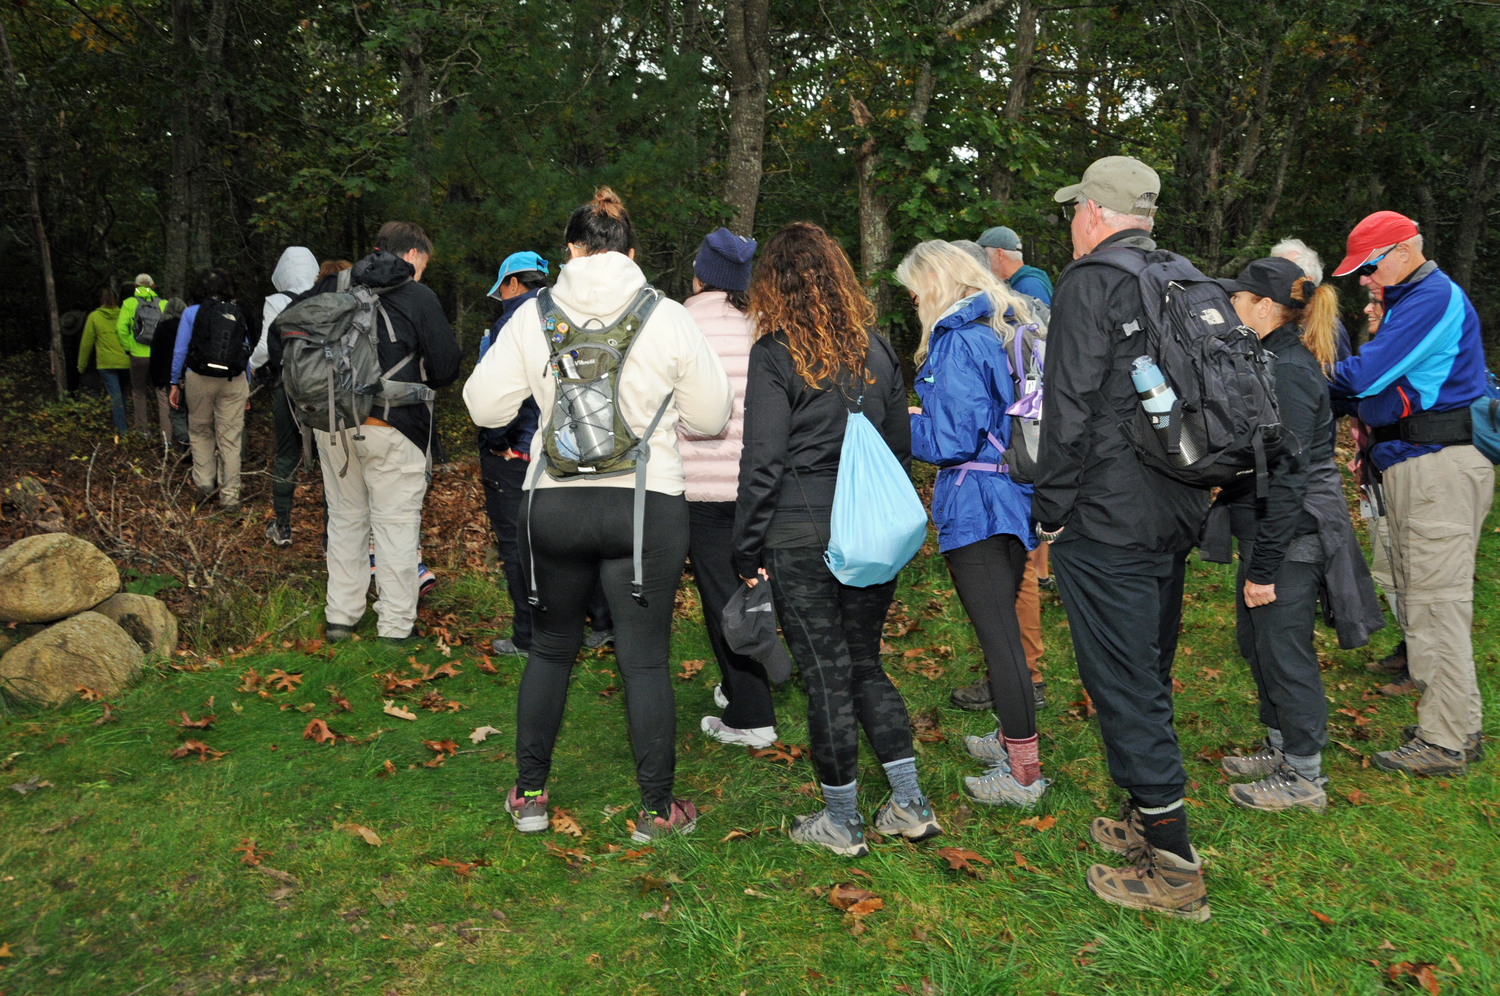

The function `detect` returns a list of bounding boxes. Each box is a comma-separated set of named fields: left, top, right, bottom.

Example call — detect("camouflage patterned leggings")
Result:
left=766, top=546, right=914, bottom=785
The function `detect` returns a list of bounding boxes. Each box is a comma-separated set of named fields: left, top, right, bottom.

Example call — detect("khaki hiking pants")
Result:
left=1383, top=444, right=1494, bottom=754
left=184, top=370, right=248, bottom=505
left=316, top=426, right=428, bottom=639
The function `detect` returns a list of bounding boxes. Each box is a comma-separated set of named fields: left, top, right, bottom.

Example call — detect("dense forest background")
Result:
left=3, top=0, right=1498, bottom=386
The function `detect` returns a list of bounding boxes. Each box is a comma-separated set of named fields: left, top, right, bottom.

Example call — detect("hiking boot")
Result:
left=1227, top=765, right=1328, bottom=813
left=1033, top=681, right=1047, bottom=710
left=965, top=767, right=1048, bottom=809
left=1366, top=639, right=1408, bottom=675
left=873, top=796, right=943, bottom=842
left=380, top=629, right=418, bottom=646
left=1373, top=737, right=1467, bottom=777
left=713, top=684, right=730, bottom=710
left=632, top=798, right=698, bottom=843
left=1220, top=742, right=1283, bottom=779
left=265, top=521, right=293, bottom=548
left=1091, top=799, right=1146, bottom=858
left=700, top=715, right=777, bottom=749
left=1379, top=672, right=1417, bottom=697
left=1038, top=576, right=1057, bottom=591
left=584, top=629, right=615, bottom=650
left=789, top=810, right=869, bottom=857
left=491, top=637, right=528, bottom=658
left=325, top=623, right=353, bottom=642
left=963, top=729, right=1011, bottom=771
left=417, top=563, right=437, bottom=598
left=1086, top=846, right=1211, bottom=922
left=504, top=785, right=549, bottom=833
left=949, top=676, right=993, bottom=712
left=1403, top=725, right=1484, bottom=762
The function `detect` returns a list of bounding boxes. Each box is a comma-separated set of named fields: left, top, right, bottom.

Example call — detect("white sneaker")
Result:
left=700, top=715, right=777, bottom=748
left=713, top=684, right=729, bottom=709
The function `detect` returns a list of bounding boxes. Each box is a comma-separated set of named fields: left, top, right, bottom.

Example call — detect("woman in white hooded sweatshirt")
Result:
left=464, top=188, right=732, bottom=841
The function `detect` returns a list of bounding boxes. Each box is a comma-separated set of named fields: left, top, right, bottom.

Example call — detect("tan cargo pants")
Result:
left=1382, top=444, right=1494, bottom=753
left=184, top=370, right=248, bottom=505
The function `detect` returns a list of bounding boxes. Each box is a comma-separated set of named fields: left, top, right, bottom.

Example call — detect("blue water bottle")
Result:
left=1131, top=356, right=1182, bottom=460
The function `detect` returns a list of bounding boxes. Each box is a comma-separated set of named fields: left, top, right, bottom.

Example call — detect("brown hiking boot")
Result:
left=1403, top=725, right=1484, bottom=762
left=1086, top=846, right=1211, bottom=922
left=949, top=676, right=993, bottom=712
left=1366, top=639, right=1408, bottom=675
left=1378, top=668, right=1417, bottom=697
left=1090, top=799, right=1145, bottom=859
left=1372, top=737, right=1467, bottom=777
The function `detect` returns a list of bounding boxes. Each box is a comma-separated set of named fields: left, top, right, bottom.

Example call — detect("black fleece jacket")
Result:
left=1226, top=323, right=1329, bottom=584
left=270, top=251, right=461, bottom=455
left=1031, top=229, right=1209, bottom=551
left=732, top=330, right=909, bottom=578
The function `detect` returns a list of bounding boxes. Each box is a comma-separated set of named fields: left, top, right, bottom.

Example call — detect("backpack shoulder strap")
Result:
left=336, top=268, right=353, bottom=293
left=613, top=286, right=665, bottom=368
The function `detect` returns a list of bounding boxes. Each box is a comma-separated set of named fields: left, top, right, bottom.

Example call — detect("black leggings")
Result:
left=766, top=546, right=912, bottom=786
left=689, top=501, right=777, bottom=729
left=946, top=534, right=1035, bottom=739
left=515, top=488, right=689, bottom=812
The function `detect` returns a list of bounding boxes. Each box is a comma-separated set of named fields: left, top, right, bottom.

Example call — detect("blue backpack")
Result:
left=1472, top=371, right=1500, bottom=464
left=823, top=403, right=929, bottom=587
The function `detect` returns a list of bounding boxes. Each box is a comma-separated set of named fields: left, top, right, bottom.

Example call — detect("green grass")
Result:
left=3, top=502, right=1499, bottom=996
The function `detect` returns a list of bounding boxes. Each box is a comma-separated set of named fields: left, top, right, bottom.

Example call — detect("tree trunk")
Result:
left=0, top=16, right=65, bottom=398
left=721, top=0, right=770, bottom=235
left=851, top=96, right=893, bottom=310
left=163, top=0, right=195, bottom=297
left=1449, top=109, right=1495, bottom=293
left=400, top=22, right=433, bottom=209
left=991, top=0, right=1037, bottom=205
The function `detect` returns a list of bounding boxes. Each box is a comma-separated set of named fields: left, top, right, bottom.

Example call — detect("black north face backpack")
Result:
left=1076, top=247, right=1286, bottom=496
left=186, top=298, right=251, bottom=377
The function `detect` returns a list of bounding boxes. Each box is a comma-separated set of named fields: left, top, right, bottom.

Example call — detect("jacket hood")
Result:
left=352, top=250, right=416, bottom=290
left=553, top=252, right=647, bottom=322
left=272, top=247, right=319, bottom=295
left=133, top=286, right=158, bottom=300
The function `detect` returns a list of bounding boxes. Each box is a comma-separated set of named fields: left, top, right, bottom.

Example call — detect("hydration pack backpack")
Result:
left=526, top=285, right=668, bottom=608
left=1075, top=247, right=1285, bottom=496
left=271, top=268, right=435, bottom=476
left=186, top=298, right=250, bottom=377
left=999, top=318, right=1046, bottom=484
left=132, top=296, right=164, bottom=348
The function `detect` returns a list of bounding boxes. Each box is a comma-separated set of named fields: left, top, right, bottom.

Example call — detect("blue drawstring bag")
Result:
left=824, top=408, right=929, bottom=587
left=1472, top=370, right=1500, bottom=465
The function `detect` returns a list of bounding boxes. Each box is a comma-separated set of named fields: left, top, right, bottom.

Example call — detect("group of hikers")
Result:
left=73, top=155, right=1495, bottom=922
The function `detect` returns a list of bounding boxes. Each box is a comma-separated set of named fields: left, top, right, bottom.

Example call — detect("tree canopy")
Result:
left=3, top=0, right=1497, bottom=370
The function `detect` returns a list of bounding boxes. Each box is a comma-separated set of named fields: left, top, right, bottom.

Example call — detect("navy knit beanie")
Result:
left=694, top=227, right=757, bottom=292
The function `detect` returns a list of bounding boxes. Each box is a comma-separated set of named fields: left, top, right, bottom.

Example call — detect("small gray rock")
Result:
left=0, top=534, right=121, bottom=623
left=0, top=612, right=143, bottom=706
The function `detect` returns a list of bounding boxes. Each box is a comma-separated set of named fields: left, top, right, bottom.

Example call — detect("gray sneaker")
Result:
left=963, top=729, right=1011, bottom=771
left=326, top=623, right=353, bottom=642
left=1221, top=742, right=1282, bottom=779
left=1403, top=725, right=1484, bottom=762
left=789, top=810, right=869, bottom=857
left=1227, top=765, right=1328, bottom=813
left=873, top=796, right=943, bottom=841
left=504, top=786, right=549, bottom=833
left=965, top=767, right=1048, bottom=808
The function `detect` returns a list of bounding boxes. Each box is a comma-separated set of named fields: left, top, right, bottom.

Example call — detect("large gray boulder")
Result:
left=0, top=612, right=143, bottom=706
left=92, top=592, right=178, bottom=658
left=0, top=534, right=120, bottom=623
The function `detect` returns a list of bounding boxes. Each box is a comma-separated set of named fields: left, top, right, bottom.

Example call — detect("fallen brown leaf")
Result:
left=469, top=725, right=501, bottom=744
left=429, top=857, right=492, bottom=879
left=75, top=685, right=103, bottom=703
left=233, top=839, right=269, bottom=866
left=474, top=655, right=499, bottom=675
left=936, top=847, right=992, bottom=878
left=423, top=739, right=459, bottom=756
left=169, top=740, right=226, bottom=762
left=378, top=759, right=397, bottom=778
left=302, top=718, right=340, bottom=745
left=93, top=703, right=118, bottom=726
left=827, top=882, right=883, bottom=917
left=328, top=690, right=354, bottom=712
left=550, top=808, right=584, bottom=838
left=1310, top=909, right=1335, bottom=926
left=334, top=822, right=383, bottom=847
left=383, top=700, right=417, bottom=721
left=267, top=669, right=303, bottom=692
left=1346, top=789, right=1372, bottom=806
left=1018, top=814, right=1057, bottom=832
left=1387, top=961, right=1441, bottom=996
left=677, top=659, right=706, bottom=682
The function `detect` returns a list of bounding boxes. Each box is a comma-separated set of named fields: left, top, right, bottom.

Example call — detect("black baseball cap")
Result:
left=1216, top=257, right=1307, bottom=308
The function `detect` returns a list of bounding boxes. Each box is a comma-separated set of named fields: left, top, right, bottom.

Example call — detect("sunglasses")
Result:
left=1355, top=247, right=1394, bottom=277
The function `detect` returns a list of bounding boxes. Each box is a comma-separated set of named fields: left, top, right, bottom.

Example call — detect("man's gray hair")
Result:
left=949, top=239, right=990, bottom=271
left=1097, top=203, right=1155, bottom=234
left=1271, top=238, right=1323, bottom=285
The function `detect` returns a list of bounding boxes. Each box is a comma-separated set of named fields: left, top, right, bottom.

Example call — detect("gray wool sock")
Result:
left=1267, top=727, right=1285, bottom=751
left=882, top=756, right=923, bottom=808
left=821, top=781, right=859, bottom=824
left=1283, top=751, right=1323, bottom=783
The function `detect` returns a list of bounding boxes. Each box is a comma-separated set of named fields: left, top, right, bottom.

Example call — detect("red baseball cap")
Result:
left=1331, top=211, right=1420, bottom=277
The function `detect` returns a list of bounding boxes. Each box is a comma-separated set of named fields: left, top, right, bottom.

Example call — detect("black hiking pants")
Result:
left=1235, top=543, right=1329, bottom=758
left=690, top=501, right=777, bottom=730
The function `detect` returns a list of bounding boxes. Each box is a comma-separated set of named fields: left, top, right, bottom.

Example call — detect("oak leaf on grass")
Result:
left=382, top=700, right=417, bottom=721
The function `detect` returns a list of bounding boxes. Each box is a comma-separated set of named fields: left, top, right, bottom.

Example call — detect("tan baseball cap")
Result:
left=1053, top=156, right=1160, bottom=217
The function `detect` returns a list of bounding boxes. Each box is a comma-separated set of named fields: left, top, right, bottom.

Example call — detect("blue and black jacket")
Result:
left=1330, top=263, right=1487, bottom=471
left=477, top=288, right=542, bottom=455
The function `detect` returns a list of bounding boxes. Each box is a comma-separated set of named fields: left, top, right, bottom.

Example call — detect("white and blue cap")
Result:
left=486, top=251, right=549, bottom=298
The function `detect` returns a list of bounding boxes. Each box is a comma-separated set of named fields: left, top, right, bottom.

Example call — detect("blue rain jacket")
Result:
left=910, top=293, right=1037, bottom=554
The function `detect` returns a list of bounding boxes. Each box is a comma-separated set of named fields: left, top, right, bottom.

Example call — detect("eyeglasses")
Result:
left=1060, top=199, right=1086, bottom=221
left=1355, top=246, right=1396, bottom=277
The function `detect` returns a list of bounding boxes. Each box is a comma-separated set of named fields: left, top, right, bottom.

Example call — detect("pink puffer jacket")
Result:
left=678, top=291, right=753, bottom=502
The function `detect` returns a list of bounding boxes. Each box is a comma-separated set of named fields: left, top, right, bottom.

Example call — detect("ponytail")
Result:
left=564, top=186, right=636, bottom=256
left=1288, top=276, right=1338, bottom=376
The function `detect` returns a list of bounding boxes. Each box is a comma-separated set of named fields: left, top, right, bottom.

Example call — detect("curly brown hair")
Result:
left=749, top=222, right=875, bottom=389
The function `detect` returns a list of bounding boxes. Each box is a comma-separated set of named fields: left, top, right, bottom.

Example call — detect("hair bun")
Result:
left=593, top=186, right=625, bottom=220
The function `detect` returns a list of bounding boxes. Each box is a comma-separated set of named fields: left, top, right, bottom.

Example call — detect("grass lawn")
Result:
left=1, top=388, right=1497, bottom=994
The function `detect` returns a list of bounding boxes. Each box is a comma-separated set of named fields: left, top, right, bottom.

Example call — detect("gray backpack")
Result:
left=271, top=268, right=436, bottom=476
left=132, top=296, right=164, bottom=347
